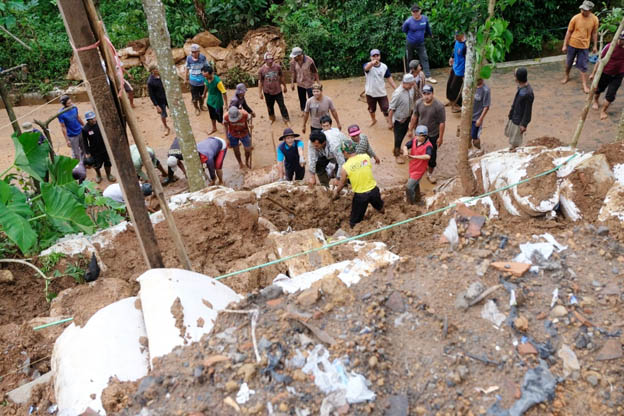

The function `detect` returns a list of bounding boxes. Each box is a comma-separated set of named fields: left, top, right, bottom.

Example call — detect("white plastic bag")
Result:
left=443, top=218, right=459, bottom=249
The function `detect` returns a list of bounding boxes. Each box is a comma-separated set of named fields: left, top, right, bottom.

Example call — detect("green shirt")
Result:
left=204, top=75, right=226, bottom=109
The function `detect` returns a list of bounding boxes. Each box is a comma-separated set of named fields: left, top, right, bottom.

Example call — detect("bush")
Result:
left=222, top=66, right=257, bottom=89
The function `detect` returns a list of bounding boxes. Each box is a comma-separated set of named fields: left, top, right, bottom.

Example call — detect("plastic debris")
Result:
left=513, top=233, right=567, bottom=272
left=568, top=294, right=578, bottom=305
left=550, top=288, right=559, bottom=308
left=476, top=386, right=500, bottom=394
left=481, top=300, right=507, bottom=327
left=302, top=344, right=375, bottom=404
left=286, top=349, right=306, bottom=369
left=235, top=382, right=255, bottom=404
left=442, top=218, right=459, bottom=249
left=499, top=236, right=508, bottom=249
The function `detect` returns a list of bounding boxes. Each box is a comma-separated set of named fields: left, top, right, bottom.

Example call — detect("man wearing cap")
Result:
left=80, top=111, right=115, bottom=183
left=446, top=31, right=466, bottom=113
left=224, top=106, right=253, bottom=170
left=408, top=84, right=446, bottom=183
left=302, top=83, right=341, bottom=133
left=402, top=4, right=437, bottom=84
left=562, top=1, right=599, bottom=94
left=197, top=136, right=228, bottom=186
left=333, top=140, right=385, bottom=228
left=505, top=67, right=534, bottom=150
left=290, top=47, right=320, bottom=113
left=308, top=129, right=346, bottom=187
left=21, top=122, right=46, bottom=145
left=147, top=65, right=170, bottom=136
left=186, top=44, right=208, bottom=115
left=590, top=32, right=624, bottom=120
left=402, top=125, right=432, bottom=205
left=230, top=83, right=255, bottom=117
left=58, top=95, right=85, bottom=161
left=471, top=78, right=491, bottom=149
left=165, top=137, right=187, bottom=185
left=277, top=128, right=305, bottom=181
left=347, top=124, right=380, bottom=164
left=259, top=52, right=290, bottom=124
left=389, top=74, right=415, bottom=163
left=409, top=60, right=425, bottom=102
left=364, top=49, right=397, bottom=128
left=202, top=65, right=228, bottom=135
left=130, top=144, right=168, bottom=182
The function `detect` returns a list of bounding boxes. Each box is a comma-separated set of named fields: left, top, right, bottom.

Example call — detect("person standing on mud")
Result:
left=363, top=49, right=397, bottom=128
left=402, top=4, right=437, bottom=84
left=58, top=95, right=85, bottom=161
left=185, top=44, right=208, bottom=115
left=277, top=128, right=306, bottom=181
left=147, top=65, right=171, bottom=136
left=389, top=74, right=415, bottom=164
left=224, top=106, right=253, bottom=170
left=407, top=84, right=445, bottom=183
left=402, top=125, right=432, bottom=205
left=409, top=60, right=425, bottom=102
left=446, top=31, right=466, bottom=113
left=290, top=47, right=320, bottom=113
left=347, top=124, right=380, bottom=164
left=471, top=78, right=491, bottom=150
left=302, top=83, right=342, bottom=133
left=505, top=67, right=534, bottom=150
left=308, top=130, right=345, bottom=187
left=202, top=65, right=228, bottom=135
left=333, top=140, right=385, bottom=228
left=230, top=83, right=255, bottom=118
left=259, top=52, right=290, bottom=125
left=561, top=1, right=598, bottom=94
left=80, top=111, right=115, bottom=184
left=590, top=32, right=624, bottom=120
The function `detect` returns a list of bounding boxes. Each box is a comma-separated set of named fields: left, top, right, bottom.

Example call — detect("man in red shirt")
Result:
left=402, top=125, right=432, bottom=205
left=259, top=52, right=290, bottom=124
left=591, top=32, right=624, bottom=120
left=224, top=106, right=253, bottom=170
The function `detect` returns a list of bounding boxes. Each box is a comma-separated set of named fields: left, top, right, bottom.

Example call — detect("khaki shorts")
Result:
left=505, top=119, right=524, bottom=148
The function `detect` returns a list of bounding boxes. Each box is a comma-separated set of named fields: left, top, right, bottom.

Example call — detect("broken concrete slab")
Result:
left=490, top=261, right=531, bottom=277
left=268, top=229, right=335, bottom=277
left=7, top=371, right=54, bottom=404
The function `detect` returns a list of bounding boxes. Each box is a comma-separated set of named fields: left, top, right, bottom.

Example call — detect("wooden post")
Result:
left=57, top=0, right=164, bottom=269
left=0, top=77, right=21, bottom=136
left=82, top=0, right=193, bottom=271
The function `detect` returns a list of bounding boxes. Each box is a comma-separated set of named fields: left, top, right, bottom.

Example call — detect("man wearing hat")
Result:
left=409, top=60, right=425, bottom=102
left=185, top=43, right=208, bottom=115
left=289, top=47, right=320, bottom=113
left=505, top=67, right=534, bottom=150
left=562, top=1, right=599, bottom=94
left=202, top=65, right=228, bottom=135
left=58, top=94, right=85, bottom=161
left=389, top=74, right=415, bottom=163
left=197, top=136, right=228, bottom=186
left=259, top=52, right=290, bottom=124
left=408, top=84, right=446, bottom=183
left=446, top=30, right=467, bottom=113
left=80, top=111, right=115, bottom=183
left=347, top=124, right=380, bottom=164
left=364, top=49, right=397, bottom=129
left=230, top=83, right=255, bottom=117
left=21, top=121, right=46, bottom=145
left=277, top=128, right=305, bottom=181
left=332, top=140, right=385, bottom=228
left=402, top=4, right=437, bottom=84
left=223, top=106, right=253, bottom=170
left=590, top=32, right=624, bottom=120
left=402, top=125, right=432, bottom=205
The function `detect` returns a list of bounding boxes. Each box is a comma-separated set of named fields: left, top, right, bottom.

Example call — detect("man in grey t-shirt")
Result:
left=302, top=83, right=342, bottom=133
left=407, top=84, right=446, bottom=183
left=471, top=78, right=491, bottom=149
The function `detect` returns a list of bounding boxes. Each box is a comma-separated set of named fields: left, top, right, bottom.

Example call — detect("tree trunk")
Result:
left=141, top=0, right=205, bottom=192
left=570, top=17, right=624, bottom=148
left=0, top=78, right=21, bottom=136
left=193, top=0, right=208, bottom=30
left=457, top=32, right=477, bottom=196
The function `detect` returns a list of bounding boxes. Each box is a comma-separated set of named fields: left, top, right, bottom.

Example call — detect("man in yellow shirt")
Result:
left=562, top=1, right=599, bottom=93
left=333, top=140, right=385, bottom=228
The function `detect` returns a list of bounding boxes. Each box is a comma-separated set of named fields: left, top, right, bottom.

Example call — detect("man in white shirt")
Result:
left=363, top=49, right=397, bottom=128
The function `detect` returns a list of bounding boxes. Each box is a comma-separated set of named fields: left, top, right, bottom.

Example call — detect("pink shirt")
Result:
left=290, top=55, right=318, bottom=89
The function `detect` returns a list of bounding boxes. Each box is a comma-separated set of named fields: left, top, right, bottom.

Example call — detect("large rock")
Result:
left=121, top=56, right=141, bottom=69
left=205, top=46, right=231, bottom=62
left=172, top=47, right=186, bottom=63
left=192, top=31, right=221, bottom=48
left=233, top=27, right=286, bottom=74
left=213, top=191, right=259, bottom=231
left=268, top=229, right=335, bottom=277
left=140, top=47, right=158, bottom=71
left=598, top=182, right=624, bottom=222
left=126, top=37, right=150, bottom=55
left=175, top=62, right=186, bottom=80
left=117, top=46, right=142, bottom=58
left=66, top=53, right=82, bottom=81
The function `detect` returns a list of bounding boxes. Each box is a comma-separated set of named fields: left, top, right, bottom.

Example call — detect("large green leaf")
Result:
left=48, top=156, right=78, bottom=185
left=0, top=200, right=37, bottom=254
left=0, top=180, right=10, bottom=204
left=12, top=132, right=50, bottom=181
left=41, top=183, right=95, bottom=235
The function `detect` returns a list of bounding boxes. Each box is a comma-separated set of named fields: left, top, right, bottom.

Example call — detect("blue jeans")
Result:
left=406, top=177, right=422, bottom=204
left=406, top=41, right=431, bottom=78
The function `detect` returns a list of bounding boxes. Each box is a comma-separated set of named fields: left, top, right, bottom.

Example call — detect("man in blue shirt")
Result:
left=185, top=44, right=208, bottom=116
left=446, top=31, right=467, bottom=113
left=58, top=95, right=85, bottom=161
left=402, top=4, right=436, bottom=84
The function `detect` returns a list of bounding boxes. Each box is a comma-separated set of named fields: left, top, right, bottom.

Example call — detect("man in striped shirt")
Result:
left=347, top=124, right=380, bottom=164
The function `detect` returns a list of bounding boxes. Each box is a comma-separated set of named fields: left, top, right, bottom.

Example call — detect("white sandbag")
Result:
left=52, top=297, right=149, bottom=416
left=137, top=268, right=242, bottom=365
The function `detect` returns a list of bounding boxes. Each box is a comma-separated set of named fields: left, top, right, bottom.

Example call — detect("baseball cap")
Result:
left=141, top=183, right=153, bottom=197
left=579, top=1, right=594, bottom=11
left=263, top=52, right=273, bottom=60
left=85, top=111, right=96, bottom=120
left=167, top=156, right=178, bottom=168
left=235, top=83, right=247, bottom=95
left=411, top=4, right=421, bottom=11
left=370, top=49, right=381, bottom=56
left=422, top=84, right=434, bottom=94
left=60, top=94, right=70, bottom=105
left=409, top=59, right=421, bottom=70
left=402, top=73, right=415, bottom=83
left=21, top=121, right=33, bottom=130
left=228, top=106, right=242, bottom=123
left=347, top=124, right=361, bottom=136
left=415, top=125, right=428, bottom=136
left=340, top=140, right=357, bottom=154
left=190, top=44, right=200, bottom=52
left=290, top=47, right=303, bottom=58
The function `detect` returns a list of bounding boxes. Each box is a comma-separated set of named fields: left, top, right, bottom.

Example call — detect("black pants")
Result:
left=315, top=155, right=335, bottom=186
left=597, top=72, right=624, bottom=102
left=393, top=118, right=410, bottom=151
left=350, top=186, right=384, bottom=227
left=297, top=86, right=313, bottom=111
left=428, top=135, right=438, bottom=169
left=285, top=163, right=305, bottom=181
left=446, top=69, right=463, bottom=106
left=190, top=84, right=204, bottom=103
left=265, top=92, right=290, bottom=121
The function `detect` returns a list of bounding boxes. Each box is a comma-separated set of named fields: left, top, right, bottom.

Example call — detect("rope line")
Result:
left=213, top=153, right=579, bottom=281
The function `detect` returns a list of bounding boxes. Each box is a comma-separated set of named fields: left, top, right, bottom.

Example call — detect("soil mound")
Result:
left=527, top=136, right=565, bottom=148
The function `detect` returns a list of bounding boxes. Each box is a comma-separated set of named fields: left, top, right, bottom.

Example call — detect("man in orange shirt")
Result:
left=561, top=1, right=599, bottom=94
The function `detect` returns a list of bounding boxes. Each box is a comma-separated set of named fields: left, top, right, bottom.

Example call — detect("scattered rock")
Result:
left=297, top=287, right=320, bottom=306
left=596, top=226, right=609, bottom=236
left=596, top=339, right=623, bottom=361
left=237, top=363, right=257, bottom=382
left=0, top=269, right=14, bottom=284
left=550, top=305, right=568, bottom=318
left=368, top=356, right=378, bottom=369
left=490, top=261, right=531, bottom=277
left=259, top=284, right=283, bottom=301
left=585, top=373, right=599, bottom=387
left=514, top=316, right=529, bottom=332
left=385, top=291, right=406, bottom=313
left=557, top=344, right=580, bottom=377
left=518, top=342, right=538, bottom=355
left=466, top=281, right=485, bottom=300
left=385, top=394, right=409, bottom=416
left=225, top=380, right=238, bottom=393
